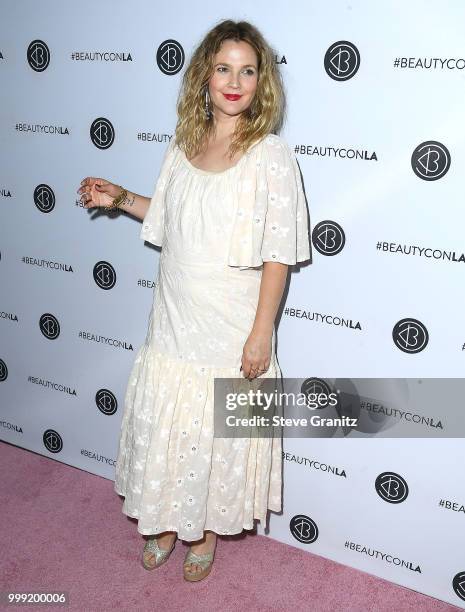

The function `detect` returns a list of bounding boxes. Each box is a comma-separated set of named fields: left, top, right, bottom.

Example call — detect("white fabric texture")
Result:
left=140, top=133, right=312, bottom=268
left=114, top=133, right=312, bottom=541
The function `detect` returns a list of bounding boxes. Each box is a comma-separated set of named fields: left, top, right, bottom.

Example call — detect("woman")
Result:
left=78, top=19, right=312, bottom=582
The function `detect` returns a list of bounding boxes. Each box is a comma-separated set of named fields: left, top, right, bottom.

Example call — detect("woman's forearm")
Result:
left=251, top=262, right=289, bottom=336
left=118, top=191, right=151, bottom=221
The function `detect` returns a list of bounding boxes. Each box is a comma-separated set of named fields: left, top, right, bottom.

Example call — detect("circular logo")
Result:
left=375, top=472, right=409, bottom=503
left=96, top=388, right=118, bottom=416
left=90, top=117, right=115, bottom=150
left=34, top=184, right=55, bottom=213
left=39, top=313, right=60, bottom=340
left=27, top=39, right=50, bottom=72
left=301, top=377, right=333, bottom=410
left=452, top=572, right=465, bottom=602
left=156, top=39, right=185, bottom=75
left=324, top=41, right=360, bottom=81
left=411, top=141, right=451, bottom=181
left=392, top=318, right=429, bottom=354
left=93, top=261, right=116, bottom=290
left=0, top=359, right=8, bottom=382
left=290, top=515, right=319, bottom=544
left=312, top=220, right=345, bottom=256
left=43, top=429, right=63, bottom=453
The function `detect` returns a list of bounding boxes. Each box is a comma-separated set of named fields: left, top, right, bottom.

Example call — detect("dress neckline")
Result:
left=179, top=134, right=269, bottom=177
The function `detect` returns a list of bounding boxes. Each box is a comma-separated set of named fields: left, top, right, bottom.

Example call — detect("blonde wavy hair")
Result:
left=174, top=19, right=286, bottom=160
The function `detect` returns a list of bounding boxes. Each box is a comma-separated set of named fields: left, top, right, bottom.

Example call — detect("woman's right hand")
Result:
left=77, top=177, right=122, bottom=209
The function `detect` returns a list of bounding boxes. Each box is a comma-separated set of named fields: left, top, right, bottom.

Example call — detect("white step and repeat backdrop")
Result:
left=1, top=1, right=464, bottom=607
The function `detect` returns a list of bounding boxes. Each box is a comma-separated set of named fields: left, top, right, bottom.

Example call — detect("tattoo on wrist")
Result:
left=121, top=191, right=135, bottom=207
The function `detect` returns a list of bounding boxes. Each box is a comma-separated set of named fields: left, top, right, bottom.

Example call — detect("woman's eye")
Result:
left=217, top=66, right=255, bottom=75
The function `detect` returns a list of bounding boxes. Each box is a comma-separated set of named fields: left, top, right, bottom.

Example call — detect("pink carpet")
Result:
left=0, top=440, right=460, bottom=612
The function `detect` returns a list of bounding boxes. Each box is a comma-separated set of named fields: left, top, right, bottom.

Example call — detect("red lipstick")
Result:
left=223, top=93, right=242, bottom=101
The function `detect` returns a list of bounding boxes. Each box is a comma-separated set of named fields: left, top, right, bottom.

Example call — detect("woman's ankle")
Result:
left=190, top=531, right=217, bottom=549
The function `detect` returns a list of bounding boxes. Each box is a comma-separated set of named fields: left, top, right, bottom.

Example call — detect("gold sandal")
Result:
left=183, top=546, right=216, bottom=582
left=141, top=534, right=177, bottom=570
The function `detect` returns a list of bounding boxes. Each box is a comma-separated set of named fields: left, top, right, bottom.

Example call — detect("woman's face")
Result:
left=208, top=39, right=259, bottom=122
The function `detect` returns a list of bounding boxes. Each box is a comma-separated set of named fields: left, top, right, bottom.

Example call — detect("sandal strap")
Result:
left=144, top=537, right=175, bottom=563
left=184, top=549, right=214, bottom=569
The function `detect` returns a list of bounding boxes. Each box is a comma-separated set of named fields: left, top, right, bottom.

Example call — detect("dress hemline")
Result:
left=114, top=484, right=282, bottom=541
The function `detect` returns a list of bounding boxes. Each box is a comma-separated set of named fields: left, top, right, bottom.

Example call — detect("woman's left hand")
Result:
left=241, top=330, right=272, bottom=379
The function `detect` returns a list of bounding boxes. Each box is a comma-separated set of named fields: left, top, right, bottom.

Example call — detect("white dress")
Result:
left=114, top=133, right=312, bottom=542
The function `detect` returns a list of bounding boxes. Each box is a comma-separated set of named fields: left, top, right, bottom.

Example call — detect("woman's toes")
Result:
left=145, top=552, right=155, bottom=566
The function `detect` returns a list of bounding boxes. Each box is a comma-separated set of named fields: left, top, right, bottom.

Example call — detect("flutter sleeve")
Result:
left=139, top=137, right=176, bottom=247
left=259, top=136, right=312, bottom=265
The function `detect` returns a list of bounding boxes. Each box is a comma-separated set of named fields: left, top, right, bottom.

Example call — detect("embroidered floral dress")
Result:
left=114, top=133, right=312, bottom=541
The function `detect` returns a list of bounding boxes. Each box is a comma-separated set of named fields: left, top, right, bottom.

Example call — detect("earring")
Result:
left=204, top=87, right=212, bottom=120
